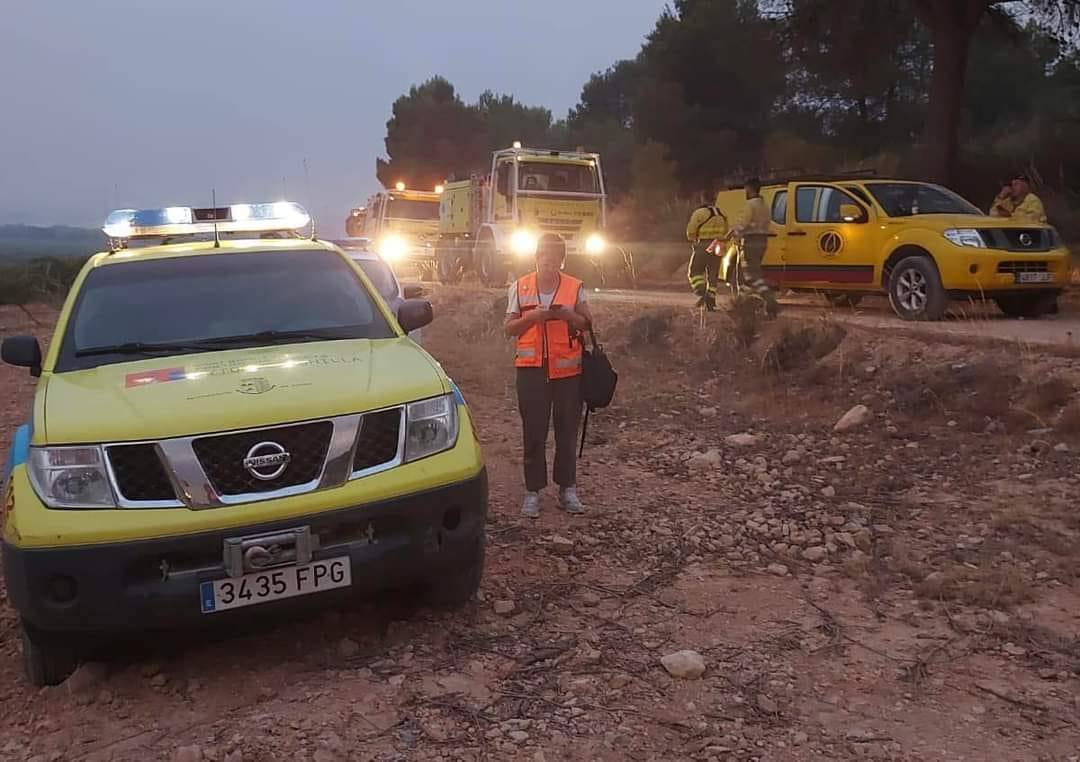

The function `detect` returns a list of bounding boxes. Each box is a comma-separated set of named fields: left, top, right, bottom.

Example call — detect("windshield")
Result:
left=353, top=257, right=399, bottom=302
left=57, top=250, right=393, bottom=371
left=518, top=162, right=599, bottom=194
left=386, top=198, right=439, bottom=221
left=866, top=183, right=983, bottom=217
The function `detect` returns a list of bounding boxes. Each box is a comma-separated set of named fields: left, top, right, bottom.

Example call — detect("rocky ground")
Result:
left=1, top=292, right=1079, bottom=761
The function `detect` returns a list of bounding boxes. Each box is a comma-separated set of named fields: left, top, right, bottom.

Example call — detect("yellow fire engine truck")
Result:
left=435, top=144, right=609, bottom=286
left=345, top=183, right=443, bottom=279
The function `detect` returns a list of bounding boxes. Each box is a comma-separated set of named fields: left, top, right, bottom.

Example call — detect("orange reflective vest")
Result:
left=514, top=272, right=584, bottom=380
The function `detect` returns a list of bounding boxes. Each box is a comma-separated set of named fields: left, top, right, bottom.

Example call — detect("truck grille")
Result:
left=997, top=261, right=1049, bottom=274
left=353, top=409, right=402, bottom=472
left=107, top=444, right=176, bottom=502
left=192, top=422, right=333, bottom=496
left=978, top=229, right=1052, bottom=252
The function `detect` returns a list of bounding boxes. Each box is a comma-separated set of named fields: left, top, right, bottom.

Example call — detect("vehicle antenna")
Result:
left=212, top=188, right=221, bottom=248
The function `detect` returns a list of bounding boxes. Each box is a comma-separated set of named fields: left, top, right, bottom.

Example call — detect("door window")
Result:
left=795, top=185, right=864, bottom=223
left=771, top=191, right=788, bottom=225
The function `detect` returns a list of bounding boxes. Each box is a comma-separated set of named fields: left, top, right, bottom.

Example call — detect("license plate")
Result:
left=1016, top=271, right=1052, bottom=283
left=199, top=556, right=351, bottom=614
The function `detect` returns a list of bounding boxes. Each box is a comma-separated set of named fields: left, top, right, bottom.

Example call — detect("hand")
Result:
left=527, top=308, right=552, bottom=323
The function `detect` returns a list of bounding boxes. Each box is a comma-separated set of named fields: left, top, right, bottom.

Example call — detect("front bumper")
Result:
left=3, top=470, right=487, bottom=634
left=939, top=248, right=1071, bottom=291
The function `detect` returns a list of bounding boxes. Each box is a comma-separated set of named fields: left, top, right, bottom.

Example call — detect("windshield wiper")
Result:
left=202, top=328, right=359, bottom=345
left=75, top=328, right=360, bottom=358
left=75, top=341, right=222, bottom=358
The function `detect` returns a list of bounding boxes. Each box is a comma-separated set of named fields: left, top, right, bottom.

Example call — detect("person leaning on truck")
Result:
left=729, top=177, right=779, bottom=317
left=685, top=193, right=729, bottom=311
left=505, top=233, right=594, bottom=519
left=1006, top=174, right=1048, bottom=224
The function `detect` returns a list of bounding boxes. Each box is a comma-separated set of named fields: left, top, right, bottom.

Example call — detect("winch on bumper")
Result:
left=3, top=471, right=487, bottom=634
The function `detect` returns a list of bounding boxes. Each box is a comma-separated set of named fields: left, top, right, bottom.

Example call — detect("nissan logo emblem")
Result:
left=242, top=441, right=291, bottom=481
left=1019, top=233, right=1033, bottom=247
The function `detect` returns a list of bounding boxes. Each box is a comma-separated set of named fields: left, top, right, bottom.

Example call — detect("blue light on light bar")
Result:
left=103, top=202, right=311, bottom=240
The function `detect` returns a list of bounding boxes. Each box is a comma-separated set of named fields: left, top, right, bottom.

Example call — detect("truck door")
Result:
left=493, top=159, right=513, bottom=223
left=781, top=183, right=874, bottom=289
left=761, top=188, right=789, bottom=287
left=368, top=195, right=385, bottom=238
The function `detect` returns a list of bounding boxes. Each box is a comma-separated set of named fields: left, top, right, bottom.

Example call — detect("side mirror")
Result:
left=402, top=283, right=425, bottom=299
left=839, top=204, right=866, bottom=223
left=1, top=336, right=43, bottom=377
left=397, top=299, right=434, bottom=333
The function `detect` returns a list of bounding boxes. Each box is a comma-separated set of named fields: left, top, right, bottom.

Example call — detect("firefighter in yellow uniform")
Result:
left=685, top=196, right=728, bottom=311
left=1007, top=175, right=1047, bottom=224
left=729, top=177, right=779, bottom=317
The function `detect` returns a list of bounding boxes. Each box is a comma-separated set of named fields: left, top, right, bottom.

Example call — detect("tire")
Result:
left=477, top=238, right=508, bottom=288
left=995, top=292, right=1056, bottom=318
left=426, top=536, right=485, bottom=610
left=436, top=244, right=462, bottom=285
left=823, top=291, right=862, bottom=309
left=887, top=255, right=947, bottom=321
left=21, top=621, right=79, bottom=687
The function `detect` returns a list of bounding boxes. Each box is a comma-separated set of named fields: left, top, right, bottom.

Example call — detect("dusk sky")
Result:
left=0, top=1, right=664, bottom=233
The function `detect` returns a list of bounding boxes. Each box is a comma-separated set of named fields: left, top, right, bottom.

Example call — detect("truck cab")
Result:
left=346, top=184, right=442, bottom=279
left=436, top=145, right=609, bottom=286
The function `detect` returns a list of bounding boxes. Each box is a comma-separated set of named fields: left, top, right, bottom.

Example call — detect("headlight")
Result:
left=585, top=233, right=605, bottom=256
left=510, top=229, right=538, bottom=257
left=380, top=235, right=409, bottom=261
left=28, top=446, right=116, bottom=509
left=404, top=394, right=459, bottom=462
left=943, top=229, right=985, bottom=248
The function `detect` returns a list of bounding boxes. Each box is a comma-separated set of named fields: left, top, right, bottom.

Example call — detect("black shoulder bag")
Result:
left=578, top=327, right=618, bottom=456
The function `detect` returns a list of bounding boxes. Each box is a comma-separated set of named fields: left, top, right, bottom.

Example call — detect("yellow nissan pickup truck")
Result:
left=715, top=178, right=1070, bottom=320
left=1, top=202, right=487, bottom=685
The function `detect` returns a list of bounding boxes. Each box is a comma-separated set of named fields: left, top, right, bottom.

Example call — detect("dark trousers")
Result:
left=516, top=368, right=582, bottom=492
left=688, top=241, right=719, bottom=301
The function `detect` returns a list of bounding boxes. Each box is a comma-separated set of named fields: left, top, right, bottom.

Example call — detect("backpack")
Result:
left=578, top=328, right=618, bottom=456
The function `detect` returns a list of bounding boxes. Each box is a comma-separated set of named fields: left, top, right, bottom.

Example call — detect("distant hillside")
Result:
left=0, top=225, right=105, bottom=260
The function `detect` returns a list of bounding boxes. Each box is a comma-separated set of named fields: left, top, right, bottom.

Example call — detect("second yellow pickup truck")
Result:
left=715, top=178, right=1069, bottom=320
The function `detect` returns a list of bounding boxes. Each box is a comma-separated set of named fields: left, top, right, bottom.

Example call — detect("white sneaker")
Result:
left=521, top=492, right=541, bottom=518
left=558, top=487, right=585, bottom=515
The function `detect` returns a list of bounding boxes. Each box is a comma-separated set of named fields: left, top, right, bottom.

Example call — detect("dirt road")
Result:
left=1, top=298, right=1079, bottom=761
left=590, top=288, right=1080, bottom=352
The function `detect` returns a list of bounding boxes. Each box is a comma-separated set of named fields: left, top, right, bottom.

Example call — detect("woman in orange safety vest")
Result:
left=504, top=233, right=594, bottom=518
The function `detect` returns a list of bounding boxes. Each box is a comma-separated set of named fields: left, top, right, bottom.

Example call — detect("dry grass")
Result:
left=625, top=310, right=674, bottom=348
left=760, top=321, right=846, bottom=375
left=914, top=564, right=1034, bottom=609
left=1022, top=376, right=1075, bottom=414
left=1056, top=401, right=1080, bottom=435
left=727, top=296, right=762, bottom=349
left=887, top=359, right=1025, bottom=429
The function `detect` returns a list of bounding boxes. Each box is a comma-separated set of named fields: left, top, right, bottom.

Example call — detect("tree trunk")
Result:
left=922, top=24, right=970, bottom=183
left=914, top=0, right=989, bottom=185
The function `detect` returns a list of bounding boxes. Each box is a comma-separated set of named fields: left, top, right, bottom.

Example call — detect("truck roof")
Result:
left=494, top=145, right=600, bottom=165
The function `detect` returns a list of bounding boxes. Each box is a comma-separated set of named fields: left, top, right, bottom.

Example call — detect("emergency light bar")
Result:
left=103, top=201, right=311, bottom=240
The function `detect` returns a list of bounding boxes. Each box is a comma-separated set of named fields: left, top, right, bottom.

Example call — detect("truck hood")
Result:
left=42, top=338, right=446, bottom=444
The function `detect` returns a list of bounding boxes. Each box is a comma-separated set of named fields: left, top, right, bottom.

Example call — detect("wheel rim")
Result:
left=896, top=267, right=928, bottom=312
